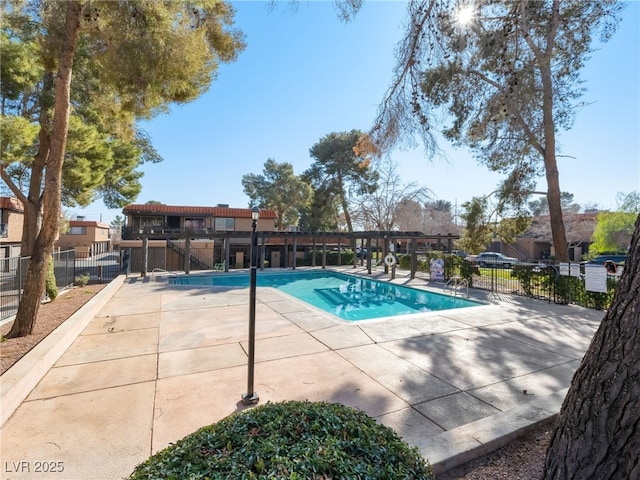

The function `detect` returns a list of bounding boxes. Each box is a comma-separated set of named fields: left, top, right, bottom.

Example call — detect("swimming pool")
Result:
left=170, top=270, right=482, bottom=321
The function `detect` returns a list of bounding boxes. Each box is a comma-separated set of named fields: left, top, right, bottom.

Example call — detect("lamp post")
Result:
left=242, top=206, right=260, bottom=405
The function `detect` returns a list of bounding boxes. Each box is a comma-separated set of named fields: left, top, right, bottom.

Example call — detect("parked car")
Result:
left=475, top=252, right=519, bottom=268
left=581, top=254, right=627, bottom=266
left=356, top=247, right=369, bottom=259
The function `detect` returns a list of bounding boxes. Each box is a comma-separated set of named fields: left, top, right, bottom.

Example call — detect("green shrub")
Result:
left=511, top=264, right=549, bottom=297
left=313, top=251, right=355, bottom=266
left=457, top=258, right=480, bottom=287
left=74, top=273, right=90, bottom=287
left=45, top=256, right=58, bottom=300
left=585, top=277, right=618, bottom=309
left=129, top=400, right=434, bottom=480
left=541, top=269, right=618, bottom=309
left=398, top=252, right=478, bottom=286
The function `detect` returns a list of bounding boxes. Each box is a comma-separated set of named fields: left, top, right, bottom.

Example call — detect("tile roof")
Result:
left=0, top=197, right=24, bottom=212
left=122, top=204, right=277, bottom=219
left=68, top=220, right=110, bottom=228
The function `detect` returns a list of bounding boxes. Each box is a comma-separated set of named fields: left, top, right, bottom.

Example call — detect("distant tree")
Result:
left=2, top=0, right=244, bottom=338
left=364, top=0, right=622, bottom=263
left=110, top=215, right=125, bottom=240
left=305, top=130, right=378, bottom=233
left=298, top=184, right=340, bottom=232
left=616, top=191, right=640, bottom=214
left=430, top=200, right=452, bottom=212
left=528, top=192, right=576, bottom=216
left=423, top=201, right=458, bottom=235
left=543, top=213, right=640, bottom=479
left=145, top=200, right=165, bottom=205
left=458, top=194, right=530, bottom=254
left=110, top=215, right=125, bottom=230
left=526, top=194, right=593, bottom=255
left=351, top=156, right=430, bottom=231
left=590, top=211, right=636, bottom=254
left=394, top=199, right=424, bottom=232
left=584, top=193, right=639, bottom=255
left=242, top=159, right=312, bottom=230
left=394, top=199, right=457, bottom=236
left=458, top=197, right=494, bottom=254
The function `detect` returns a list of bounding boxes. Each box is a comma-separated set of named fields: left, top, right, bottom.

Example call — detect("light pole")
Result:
left=242, top=206, right=260, bottom=405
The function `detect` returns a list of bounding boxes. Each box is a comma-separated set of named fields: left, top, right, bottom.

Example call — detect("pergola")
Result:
left=133, top=228, right=459, bottom=278
left=232, top=230, right=460, bottom=278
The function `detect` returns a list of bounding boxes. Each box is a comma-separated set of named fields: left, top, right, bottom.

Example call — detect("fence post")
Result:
left=184, top=238, right=191, bottom=274
left=17, top=256, right=22, bottom=306
left=142, top=238, right=148, bottom=277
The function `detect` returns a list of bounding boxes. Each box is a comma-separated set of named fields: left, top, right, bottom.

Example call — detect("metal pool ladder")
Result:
left=443, top=276, right=469, bottom=297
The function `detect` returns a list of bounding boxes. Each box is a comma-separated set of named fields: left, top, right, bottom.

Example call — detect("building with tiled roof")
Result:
left=121, top=203, right=276, bottom=237
left=121, top=203, right=278, bottom=270
left=0, top=197, right=25, bottom=258
left=57, top=219, right=111, bottom=258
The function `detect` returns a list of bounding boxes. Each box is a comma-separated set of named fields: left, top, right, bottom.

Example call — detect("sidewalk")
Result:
left=0, top=268, right=603, bottom=479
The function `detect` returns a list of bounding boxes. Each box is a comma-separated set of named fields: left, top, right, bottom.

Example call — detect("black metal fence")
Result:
left=400, top=254, right=620, bottom=310
left=0, top=249, right=122, bottom=321
left=1, top=246, right=621, bottom=321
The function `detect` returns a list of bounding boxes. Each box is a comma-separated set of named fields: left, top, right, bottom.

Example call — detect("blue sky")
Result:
left=75, top=0, right=640, bottom=225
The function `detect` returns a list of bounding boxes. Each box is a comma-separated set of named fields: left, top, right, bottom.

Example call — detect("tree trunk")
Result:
left=20, top=72, right=55, bottom=256
left=7, top=1, right=83, bottom=338
left=543, top=214, right=640, bottom=479
left=539, top=54, right=569, bottom=262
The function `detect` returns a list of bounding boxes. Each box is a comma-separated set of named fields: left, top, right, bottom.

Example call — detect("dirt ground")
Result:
left=0, top=282, right=551, bottom=478
left=436, top=421, right=554, bottom=479
left=0, top=284, right=105, bottom=375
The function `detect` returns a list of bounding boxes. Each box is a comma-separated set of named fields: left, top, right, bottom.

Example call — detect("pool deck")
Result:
left=0, top=267, right=604, bottom=479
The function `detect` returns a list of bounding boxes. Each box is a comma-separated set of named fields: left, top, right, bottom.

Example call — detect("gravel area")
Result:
left=0, top=284, right=105, bottom=375
left=436, top=420, right=554, bottom=479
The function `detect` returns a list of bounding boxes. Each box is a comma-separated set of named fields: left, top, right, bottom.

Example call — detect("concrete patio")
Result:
left=0, top=267, right=603, bottom=479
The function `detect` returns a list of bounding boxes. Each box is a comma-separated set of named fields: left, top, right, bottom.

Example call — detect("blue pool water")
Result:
left=170, top=270, right=482, bottom=321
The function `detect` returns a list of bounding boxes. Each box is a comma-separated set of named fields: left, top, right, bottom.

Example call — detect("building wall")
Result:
left=1, top=211, right=24, bottom=244
left=0, top=199, right=24, bottom=259
left=57, top=221, right=111, bottom=257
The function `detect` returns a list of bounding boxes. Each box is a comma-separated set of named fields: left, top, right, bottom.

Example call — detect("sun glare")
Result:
left=456, top=5, right=475, bottom=25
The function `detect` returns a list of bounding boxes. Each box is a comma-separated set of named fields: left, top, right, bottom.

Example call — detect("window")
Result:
left=184, top=217, right=204, bottom=230
left=68, top=226, right=86, bottom=235
left=215, top=217, right=235, bottom=231
left=136, top=216, right=164, bottom=228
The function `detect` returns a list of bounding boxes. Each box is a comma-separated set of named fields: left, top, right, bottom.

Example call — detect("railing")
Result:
left=167, top=240, right=214, bottom=270
left=122, top=226, right=249, bottom=240
left=442, top=276, right=469, bottom=297
left=1, top=249, right=122, bottom=321
left=414, top=260, right=619, bottom=310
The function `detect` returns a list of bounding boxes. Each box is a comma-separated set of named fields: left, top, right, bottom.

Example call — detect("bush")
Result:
left=312, top=251, right=355, bottom=266
left=129, top=400, right=434, bottom=480
left=74, top=273, right=90, bottom=287
left=511, top=264, right=549, bottom=297
left=45, top=256, right=58, bottom=300
left=398, top=252, right=478, bottom=286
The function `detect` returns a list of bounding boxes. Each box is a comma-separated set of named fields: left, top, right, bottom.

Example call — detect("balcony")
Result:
left=121, top=226, right=252, bottom=240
